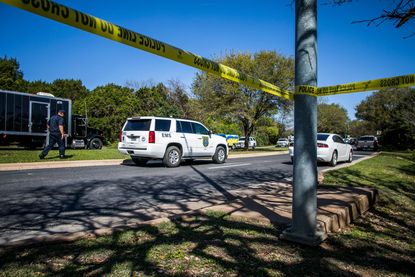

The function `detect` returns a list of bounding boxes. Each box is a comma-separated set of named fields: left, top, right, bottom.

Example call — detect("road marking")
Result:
left=258, top=160, right=277, bottom=163
left=208, top=163, right=251, bottom=170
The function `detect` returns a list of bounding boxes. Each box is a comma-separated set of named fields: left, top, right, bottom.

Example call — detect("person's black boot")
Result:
left=39, top=154, right=45, bottom=159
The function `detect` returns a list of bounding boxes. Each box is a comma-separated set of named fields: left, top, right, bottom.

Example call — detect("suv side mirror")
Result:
left=208, top=130, right=212, bottom=138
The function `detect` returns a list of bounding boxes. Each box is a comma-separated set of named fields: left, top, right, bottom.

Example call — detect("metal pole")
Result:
left=281, top=0, right=326, bottom=246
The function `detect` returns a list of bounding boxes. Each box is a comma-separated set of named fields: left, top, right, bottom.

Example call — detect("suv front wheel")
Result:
left=163, top=146, right=182, bottom=168
left=213, top=146, right=226, bottom=164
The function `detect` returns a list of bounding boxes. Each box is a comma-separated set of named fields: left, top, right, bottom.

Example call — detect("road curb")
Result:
left=0, top=151, right=288, bottom=171
left=321, top=151, right=380, bottom=173
left=0, top=159, right=125, bottom=171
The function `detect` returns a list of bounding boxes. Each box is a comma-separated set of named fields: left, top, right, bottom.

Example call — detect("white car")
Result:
left=288, top=133, right=353, bottom=166
left=234, top=137, right=257, bottom=149
left=118, top=116, right=228, bottom=167
left=276, top=138, right=289, bottom=147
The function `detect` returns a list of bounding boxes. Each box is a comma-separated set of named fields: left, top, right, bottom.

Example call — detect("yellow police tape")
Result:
left=1, top=0, right=413, bottom=100
left=295, top=73, right=415, bottom=97
left=0, top=0, right=294, bottom=100
left=316, top=73, right=415, bottom=96
left=295, top=85, right=318, bottom=96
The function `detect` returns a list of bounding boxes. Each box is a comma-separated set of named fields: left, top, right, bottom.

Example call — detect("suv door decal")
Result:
left=203, top=136, right=209, bottom=147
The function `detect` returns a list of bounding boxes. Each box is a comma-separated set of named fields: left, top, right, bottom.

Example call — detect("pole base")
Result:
left=280, top=227, right=327, bottom=246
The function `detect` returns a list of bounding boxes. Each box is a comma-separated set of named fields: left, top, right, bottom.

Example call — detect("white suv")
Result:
left=234, top=137, right=257, bottom=149
left=118, top=116, right=228, bottom=167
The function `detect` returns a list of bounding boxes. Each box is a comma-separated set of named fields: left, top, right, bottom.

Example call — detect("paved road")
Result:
left=0, top=152, right=373, bottom=244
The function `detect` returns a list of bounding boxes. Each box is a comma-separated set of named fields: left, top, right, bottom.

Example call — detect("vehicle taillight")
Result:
left=149, top=131, right=155, bottom=143
left=119, top=131, right=123, bottom=142
left=317, top=143, right=328, bottom=148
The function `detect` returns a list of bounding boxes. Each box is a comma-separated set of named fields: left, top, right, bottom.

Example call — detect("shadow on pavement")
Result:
left=0, top=165, right=292, bottom=245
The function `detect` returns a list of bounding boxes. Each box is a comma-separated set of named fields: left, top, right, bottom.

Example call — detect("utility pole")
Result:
left=281, top=0, right=326, bottom=246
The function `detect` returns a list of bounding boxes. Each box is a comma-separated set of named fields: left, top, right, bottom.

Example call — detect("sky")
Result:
left=0, top=0, right=414, bottom=120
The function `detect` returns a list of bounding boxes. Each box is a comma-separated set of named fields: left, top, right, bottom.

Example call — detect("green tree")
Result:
left=204, top=116, right=241, bottom=135
left=74, top=84, right=140, bottom=142
left=167, top=80, right=192, bottom=118
left=274, top=109, right=293, bottom=140
left=317, top=103, right=349, bottom=135
left=348, top=120, right=375, bottom=138
left=25, top=80, right=52, bottom=94
left=50, top=79, right=89, bottom=103
left=134, top=83, right=180, bottom=117
left=355, top=88, right=415, bottom=148
left=255, top=117, right=280, bottom=146
left=0, top=56, right=26, bottom=91
left=192, top=51, right=294, bottom=149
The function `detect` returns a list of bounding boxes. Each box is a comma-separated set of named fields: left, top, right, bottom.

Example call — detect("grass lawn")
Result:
left=0, top=146, right=126, bottom=163
left=0, top=145, right=286, bottom=164
left=0, top=152, right=414, bottom=276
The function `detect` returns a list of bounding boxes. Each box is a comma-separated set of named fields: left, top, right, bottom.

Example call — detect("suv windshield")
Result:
left=124, top=119, right=151, bottom=131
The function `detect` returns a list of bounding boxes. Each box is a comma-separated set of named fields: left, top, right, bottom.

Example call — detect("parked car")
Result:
left=344, top=137, right=358, bottom=150
left=288, top=133, right=353, bottom=166
left=276, top=138, right=289, bottom=147
left=357, top=135, right=379, bottom=151
left=118, top=116, right=228, bottom=167
left=234, top=137, right=257, bottom=149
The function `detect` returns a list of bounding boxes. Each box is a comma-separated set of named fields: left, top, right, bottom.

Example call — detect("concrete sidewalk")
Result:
left=203, top=182, right=377, bottom=234
left=0, top=181, right=376, bottom=247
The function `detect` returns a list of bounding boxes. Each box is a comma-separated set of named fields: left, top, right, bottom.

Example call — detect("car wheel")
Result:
left=329, top=151, right=338, bottom=167
left=213, top=146, right=226, bottom=164
left=131, top=157, right=148, bottom=166
left=163, top=146, right=181, bottom=168
left=347, top=150, right=353, bottom=163
left=89, top=138, right=103, bottom=149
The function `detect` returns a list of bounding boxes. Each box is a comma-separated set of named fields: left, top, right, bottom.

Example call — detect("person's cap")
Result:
left=58, top=110, right=66, bottom=114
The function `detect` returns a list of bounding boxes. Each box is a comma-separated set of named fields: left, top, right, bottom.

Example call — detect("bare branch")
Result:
left=327, top=0, right=415, bottom=29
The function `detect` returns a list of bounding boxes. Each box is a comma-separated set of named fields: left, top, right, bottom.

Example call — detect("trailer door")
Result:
left=29, top=101, right=49, bottom=134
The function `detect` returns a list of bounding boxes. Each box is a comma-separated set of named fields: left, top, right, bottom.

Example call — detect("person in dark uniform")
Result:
left=39, top=110, right=66, bottom=159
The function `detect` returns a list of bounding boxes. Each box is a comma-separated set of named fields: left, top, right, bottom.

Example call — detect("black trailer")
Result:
left=0, top=89, right=104, bottom=149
